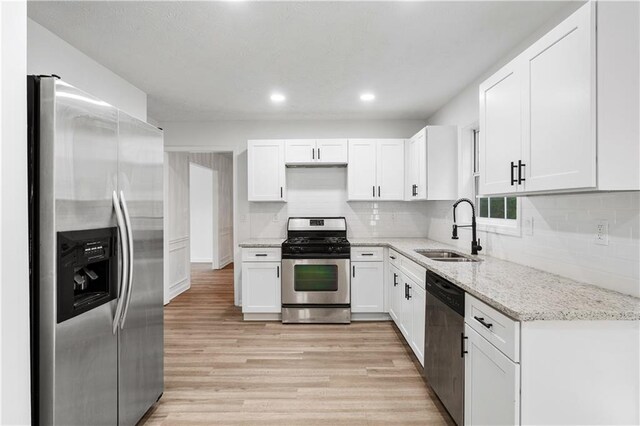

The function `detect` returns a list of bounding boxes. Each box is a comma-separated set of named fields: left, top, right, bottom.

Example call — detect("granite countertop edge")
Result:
left=239, top=238, right=640, bottom=322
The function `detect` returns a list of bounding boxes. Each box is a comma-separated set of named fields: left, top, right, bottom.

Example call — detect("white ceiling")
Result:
left=28, top=1, right=570, bottom=122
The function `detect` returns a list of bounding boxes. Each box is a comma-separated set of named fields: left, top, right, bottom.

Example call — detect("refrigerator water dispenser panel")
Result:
left=57, top=227, right=118, bottom=323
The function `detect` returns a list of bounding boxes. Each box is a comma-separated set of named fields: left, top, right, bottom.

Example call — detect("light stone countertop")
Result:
left=238, top=238, right=284, bottom=248
left=239, top=237, right=640, bottom=321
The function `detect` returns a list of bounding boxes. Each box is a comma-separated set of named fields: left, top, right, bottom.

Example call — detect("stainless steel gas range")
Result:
left=281, top=217, right=351, bottom=324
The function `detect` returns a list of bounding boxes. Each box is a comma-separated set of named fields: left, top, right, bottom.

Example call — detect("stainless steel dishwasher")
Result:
left=424, top=271, right=465, bottom=426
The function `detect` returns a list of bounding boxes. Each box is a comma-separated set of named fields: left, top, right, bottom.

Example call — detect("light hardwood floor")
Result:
left=140, top=263, right=453, bottom=425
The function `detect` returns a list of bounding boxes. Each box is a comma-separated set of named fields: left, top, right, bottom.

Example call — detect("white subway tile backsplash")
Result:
left=249, top=167, right=430, bottom=239
left=425, top=192, right=640, bottom=297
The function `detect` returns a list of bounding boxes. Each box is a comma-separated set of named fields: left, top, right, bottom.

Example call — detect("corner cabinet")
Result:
left=406, top=126, right=458, bottom=201
left=479, top=1, right=640, bottom=196
left=347, top=139, right=405, bottom=201
left=247, top=140, right=286, bottom=201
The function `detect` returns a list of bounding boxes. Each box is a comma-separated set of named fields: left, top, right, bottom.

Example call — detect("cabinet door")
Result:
left=285, top=139, right=316, bottom=165
left=241, top=262, right=281, bottom=313
left=426, top=126, right=458, bottom=200
left=316, top=139, right=348, bottom=164
left=464, top=325, right=520, bottom=426
left=479, top=60, right=523, bottom=195
left=347, top=139, right=377, bottom=200
left=351, top=261, right=384, bottom=313
left=388, top=264, right=401, bottom=322
left=406, top=130, right=427, bottom=200
left=248, top=140, right=286, bottom=201
left=399, top=275, right=413, bottom=341
left=410, top=283, right=425, bottom=366
left=376, top=139, right=405, bottom=200
left=522, top=2, right=596, bottom=192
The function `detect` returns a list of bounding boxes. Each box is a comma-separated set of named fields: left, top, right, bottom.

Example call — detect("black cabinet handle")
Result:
left=404, top=283, right=408, bottom=299
left=510, top=161, right=517, bottom=186
left=412, top=184, right=418, bottom=196
left=255, top=253, right=268, bottom=257
left=461, top=333, right=468, bottom=357
left=474, top=316, right=493, bottom=329
left=280, top=187, right=283, bottom=198
left=353, top=265, right=356, bottom=278
left=518, top=160, right=526, bottom=184
left=378, top=186, right=381, bottom=197
left=393, top=273, right=398, bottom=286
left=276, top=266, right=280, bottom=278
left=362, top=253, right=374, bottom=256
left=318, top=148, right=320, bottom=160
left=312, top=148, right=315, bottom=160
left=390, top=255, right=396, bottom=260
left=407, top=285, right=412, bottom=299
left=372, top=185, right=375, bottom=197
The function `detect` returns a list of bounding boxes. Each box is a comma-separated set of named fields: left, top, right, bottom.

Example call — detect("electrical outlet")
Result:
left=595, top=220, right=609, bottom=246
left=524, top=217, right=534, bottom=236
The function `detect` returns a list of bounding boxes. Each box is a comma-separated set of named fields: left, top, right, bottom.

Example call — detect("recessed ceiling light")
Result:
left=360, top=93, right=376, bottom=102
left=270, top=93, right=286, bottom=103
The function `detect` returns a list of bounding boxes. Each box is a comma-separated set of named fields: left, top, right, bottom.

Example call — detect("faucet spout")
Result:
left=452, top=198, right=482, bottom=255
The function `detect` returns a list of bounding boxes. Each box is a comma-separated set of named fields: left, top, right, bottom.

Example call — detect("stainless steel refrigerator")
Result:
left=28, top=76, right=164, bottom=425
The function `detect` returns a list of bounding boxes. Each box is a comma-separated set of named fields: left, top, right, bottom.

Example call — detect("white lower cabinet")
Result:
left=387, top=263, right=401, bottom=322
left=464, top=324, right=520, bottom=426
left=410, top=283, right=425, bottom=365
left=241, top=260, right=281, bottom=314
left=391, top=258, right=426, bottom=366
left=351, top=261, right=384, bottom=313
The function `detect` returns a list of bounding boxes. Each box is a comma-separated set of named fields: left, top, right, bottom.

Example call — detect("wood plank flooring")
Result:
left=140, top=263, right=453, bottom=425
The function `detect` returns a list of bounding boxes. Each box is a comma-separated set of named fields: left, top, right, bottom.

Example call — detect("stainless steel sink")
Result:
left=415, top=249, right=482, bottom=262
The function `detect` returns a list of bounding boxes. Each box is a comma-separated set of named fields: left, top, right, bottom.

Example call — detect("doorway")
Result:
left=164, top=150, right=235, bottom=304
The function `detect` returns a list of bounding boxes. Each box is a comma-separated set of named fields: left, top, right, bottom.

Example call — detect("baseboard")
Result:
left=351, top=312, right=392, bottom=321
left=190, top=258, right=213, bottom=264
left=169, top=279, right=190, bottom=301
left=243, top=312, right=282, bottom=321
left=218, top=258, right=233, bottom=269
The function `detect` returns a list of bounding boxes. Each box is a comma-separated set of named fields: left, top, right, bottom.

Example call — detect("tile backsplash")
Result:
left=425, top=191, right=640, bottom=297
left=249, top=167, right=430, bottom=239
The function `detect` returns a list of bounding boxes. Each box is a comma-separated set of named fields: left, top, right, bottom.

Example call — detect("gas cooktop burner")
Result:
left=282, top=217, right=350, bottom=259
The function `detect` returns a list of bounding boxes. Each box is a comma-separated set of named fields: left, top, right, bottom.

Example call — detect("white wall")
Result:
left=189, top=163, right=214, bottom=263
left=0, top=1, right=31, bottom=423
left=27, top=18, right=147, bottom=120
left=425, top=2, right=640, bottom=297
left=166, top=153, right=191, bottom=300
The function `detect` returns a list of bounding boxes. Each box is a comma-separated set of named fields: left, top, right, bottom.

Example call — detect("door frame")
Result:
left=165, top=145, right=240, bottom=306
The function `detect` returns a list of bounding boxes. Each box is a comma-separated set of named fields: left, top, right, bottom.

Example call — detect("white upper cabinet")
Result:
left=285, top=139, right=348, bottom=165
left=247, top=140, right=286, bottom=201
left=406, top=126, right=458, bottom=201
left=347, top=139, right=378, bottom=200
left=316, top=139, right=348, bottom=165
left=348, top=139, right=405, bottom=201
left=377, top=139, right=405, bottom=200
left=479, top=2, right=639, bottom=195
left=522, top=2, right=596, bottom=192
left=285, top=139, right=316, bottom=165
left=479, top=60, right=523, bottom=195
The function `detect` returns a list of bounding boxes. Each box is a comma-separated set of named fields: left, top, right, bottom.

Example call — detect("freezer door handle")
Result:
left=112, top=191, right=129, bottom=334
left=119, top=190, right=135, bottom=329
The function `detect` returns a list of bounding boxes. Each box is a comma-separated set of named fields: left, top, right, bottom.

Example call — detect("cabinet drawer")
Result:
left=465, top=294, right=520, bottom=362
left=351, top=247, right=383, bottom=261
left=399, top=257, right=426, bottom=290
left=388, top=249, right=401, bottom=267
left=242, top=248, right=282, bottom=262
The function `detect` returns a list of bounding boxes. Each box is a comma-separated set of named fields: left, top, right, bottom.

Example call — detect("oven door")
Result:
left=281, top=258, right=350, bottom=305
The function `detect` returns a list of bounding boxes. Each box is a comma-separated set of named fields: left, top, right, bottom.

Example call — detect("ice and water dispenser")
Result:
left=56, top=227, right=118, bottom=323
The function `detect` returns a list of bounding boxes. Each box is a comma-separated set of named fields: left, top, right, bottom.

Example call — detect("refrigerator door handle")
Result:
left=119, top=190, right=135, bottom=329
left=112, top=191, right=129, bottom=334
